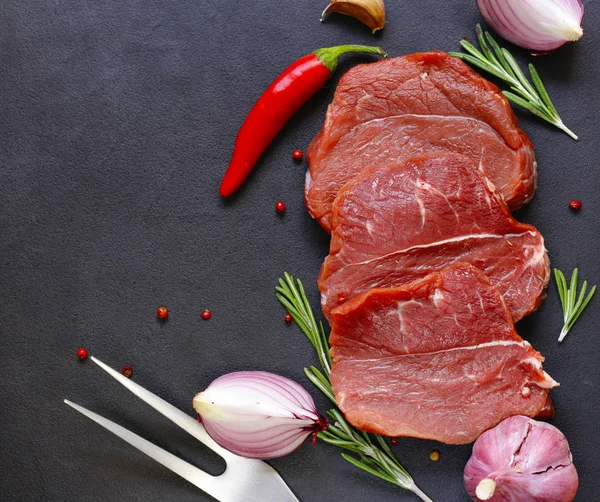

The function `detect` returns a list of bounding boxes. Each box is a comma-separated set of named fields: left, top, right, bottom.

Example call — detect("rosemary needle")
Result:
left=276, top=273, right=433, bottom=502
left=449, top=24, right=578, bottom=140
left=554, top=268, right=596, bottom=342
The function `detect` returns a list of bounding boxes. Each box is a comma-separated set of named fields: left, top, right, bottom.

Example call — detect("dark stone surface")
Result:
left=1, top=1, right=598, bottom=500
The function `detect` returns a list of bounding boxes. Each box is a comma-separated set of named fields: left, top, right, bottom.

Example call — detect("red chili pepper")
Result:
left=219, top=44, right=386, bottom=197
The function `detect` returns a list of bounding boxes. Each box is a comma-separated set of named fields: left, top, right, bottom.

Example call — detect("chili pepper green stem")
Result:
left=314, top=44, right=387, bottom=73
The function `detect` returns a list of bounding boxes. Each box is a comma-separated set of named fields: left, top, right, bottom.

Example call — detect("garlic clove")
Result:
left=475, top=478, right=496, bottom=500
left=322, top=0, right=385, bottom=34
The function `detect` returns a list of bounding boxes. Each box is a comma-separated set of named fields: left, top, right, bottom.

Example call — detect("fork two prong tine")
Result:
left=64, top=357, right=299, bottom=502
left=88, top=356, right=232, bottom=458
left=64, top=399, right=220, bottom=495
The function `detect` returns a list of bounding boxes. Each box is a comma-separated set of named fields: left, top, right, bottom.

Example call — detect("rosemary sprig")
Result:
left=276, top=273, right=433, bottom=502
left=449, top=24, right=577, bottom=140
left=554, top=268, right=596, bottom=342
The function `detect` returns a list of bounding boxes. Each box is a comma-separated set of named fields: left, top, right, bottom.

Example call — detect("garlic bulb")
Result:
left=322, top=0, right=385, bottom=33
left=476, top=0, right=584, bottom=52
left=193, top=371, right=327, bottom=459
left=464, top=416, right=578, bottom=501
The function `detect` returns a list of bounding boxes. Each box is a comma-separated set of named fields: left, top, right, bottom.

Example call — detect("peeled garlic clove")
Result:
left=322, top=0, right=385, bottom=34
left=464, top=416, right=578, bottom=502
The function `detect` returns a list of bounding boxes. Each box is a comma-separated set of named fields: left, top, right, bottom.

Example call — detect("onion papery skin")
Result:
left=476, top=0, right=584, bottom=52
left=193, top=371, right=326, bottom=459
left=464, top=416, right=578, bottom=501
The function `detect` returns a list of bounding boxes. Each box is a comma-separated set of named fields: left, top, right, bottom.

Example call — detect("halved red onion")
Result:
left=193, top=371, right=327, bottom=459
left=477, top=0, right=584, bottom=52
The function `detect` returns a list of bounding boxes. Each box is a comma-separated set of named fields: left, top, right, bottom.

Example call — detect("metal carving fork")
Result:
left=64, top=357, right=299, bottom=502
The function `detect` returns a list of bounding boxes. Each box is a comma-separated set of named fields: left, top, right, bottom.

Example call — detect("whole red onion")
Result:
left=476, top=0, right=584, bottom=52
left=464, top=416, right=578, bottom=501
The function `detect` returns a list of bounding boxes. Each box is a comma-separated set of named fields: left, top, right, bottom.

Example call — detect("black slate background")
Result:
left=1, top=1, right=598, bottom=500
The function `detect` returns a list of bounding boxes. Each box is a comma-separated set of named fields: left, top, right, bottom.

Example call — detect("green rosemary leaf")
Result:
left=276, top=293, right=308, bottom=330
left=554, top=268, right=596, bottom=342
left=377, top=443, right=407, bottom=473
left=501, top=49, right=538, bottom=101
left=502, top=91, right=549, bottom=121
left=304, top=367, right=336, bottom=404
left=566, top=286, right=596, bottom=333
left=529, top=63, right=559, bottom=116
left=485, top=32, right=514, bottom=79
left=277, top=273, right=433, bottom=501
left=357, top=453, right=378, bottom=468
left=319, top=321, right=333, bottom=366
left=506, top=85, right=533, bottom=102
left=568, top=269, right=578, bottom=311
left=329, top=409, right=352, bottom=433
left=317, top=427, right=339, bottom=440
left=318, top=436, right=364, bottom=452
left=340, top=454, right=400, bottom=486
left=554, top=272, right=566, bottom=321
left=324, top=422, right=352, bottom=442
left=359, top=429, right=374, bottom=446
left=554, top=268, right=567, bottom=302
left=457, top=40, right=487, bottom=62
left=282, top=274, right=303, bottom=310
left=297, top=279, right=318, bottom=334
left=308, top=365, right=331, bottom=387
left=375, top=434, right=396, bottom=458
left=570, top=280, right=589, bottom=322
left=450, top=52, right=507, bottom=82
left=306, top=366, right=334, bottom=399
left=455, top=25, right=577, bottom=140
left=372, top=445, right=411, bottom=480
left=477, top=26, right=499, bottom=66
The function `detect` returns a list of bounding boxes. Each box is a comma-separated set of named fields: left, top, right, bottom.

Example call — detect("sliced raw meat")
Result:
left=306, top=51, right=536, bottom=232
left=329, top=263, right=558, bottom=444
left=319, top=153, right=549, bottom=321
left=305, top=115, right=536, bottom=231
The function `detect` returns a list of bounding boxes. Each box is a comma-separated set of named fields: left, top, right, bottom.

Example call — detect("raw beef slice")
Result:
left=319, top=153, right=550, bottom=321
left=329, top=263, right=558, bottom=444
left=306, top=115, right=536, bottom=230
left=306, top=52, right=536, bottom=232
